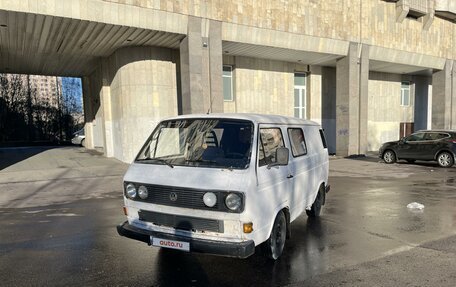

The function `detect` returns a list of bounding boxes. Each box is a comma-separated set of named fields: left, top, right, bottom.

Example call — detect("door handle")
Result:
left=287, top=174, right=294, bottom=179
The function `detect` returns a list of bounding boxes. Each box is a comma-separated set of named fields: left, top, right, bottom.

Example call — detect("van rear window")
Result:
left=287, top=128, right=307, bottom=157
left=319, top=129, right=327, bottom=149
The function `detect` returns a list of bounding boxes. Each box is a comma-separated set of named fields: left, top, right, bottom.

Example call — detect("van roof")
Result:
left=163, top=113, right=320, bottom=126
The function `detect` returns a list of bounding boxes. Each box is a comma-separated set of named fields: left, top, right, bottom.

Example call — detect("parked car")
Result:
left=71, top=129, right=85, bottom=146
left=379, top=130, right=456, bottom=167
left=116, top=113, right=330, bottom=260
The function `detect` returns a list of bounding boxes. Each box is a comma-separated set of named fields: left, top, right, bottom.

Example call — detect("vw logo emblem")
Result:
left=169, top=192, right=178, bottom=202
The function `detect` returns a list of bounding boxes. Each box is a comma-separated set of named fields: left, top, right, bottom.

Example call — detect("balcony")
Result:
left=435, top=0, right=456, bottom=20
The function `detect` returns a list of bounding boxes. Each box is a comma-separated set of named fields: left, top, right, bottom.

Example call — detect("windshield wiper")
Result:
left=186, top=159, right=217, bottom=164
left=136, top=158, right=174, bottom=168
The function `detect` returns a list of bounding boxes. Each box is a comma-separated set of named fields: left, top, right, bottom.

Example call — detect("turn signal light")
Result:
left=243, top=222, right=253, bottom=233
left=123, top=206, right=128, bottom=216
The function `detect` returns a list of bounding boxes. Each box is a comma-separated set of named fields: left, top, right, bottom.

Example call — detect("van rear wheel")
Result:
left=262, top=211, right=286, bottom=260
left=306, top=186, right=324, bottom=217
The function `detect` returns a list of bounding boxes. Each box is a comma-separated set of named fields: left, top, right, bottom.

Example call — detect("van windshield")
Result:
left=136, top=119, right=254, bottom=169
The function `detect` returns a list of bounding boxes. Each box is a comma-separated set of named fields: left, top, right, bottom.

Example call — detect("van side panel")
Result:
left=303, top=125, right=328, bottom=209
left=248, top=124, right=291, bottom=245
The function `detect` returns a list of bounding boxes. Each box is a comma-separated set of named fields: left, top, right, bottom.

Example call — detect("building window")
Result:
left=223, top=65, right=233, bottom=101
left=401, top=81, right=410, bottom=106
left=294, top=73, right=307, bottom=118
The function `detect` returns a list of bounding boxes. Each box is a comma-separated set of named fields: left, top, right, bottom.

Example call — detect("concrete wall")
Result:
left=222, top=55, right=308, bottom=116
left=102, top=0, right=456, bottom=59
left=365, top=1, right=454, bottom=59
left=367, top=72, right=416, bottom=151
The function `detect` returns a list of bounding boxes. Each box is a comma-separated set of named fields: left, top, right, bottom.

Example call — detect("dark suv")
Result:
left=379, top=130, right=456, bottom=168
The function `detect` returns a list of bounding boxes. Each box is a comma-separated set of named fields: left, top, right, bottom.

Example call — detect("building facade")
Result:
left=28, top=75, right=62, bottom=108
left=0, top=0, right=455, bottom=162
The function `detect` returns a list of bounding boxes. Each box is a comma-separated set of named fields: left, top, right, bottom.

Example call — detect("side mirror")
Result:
left=267, top=147, right=289, bottom=169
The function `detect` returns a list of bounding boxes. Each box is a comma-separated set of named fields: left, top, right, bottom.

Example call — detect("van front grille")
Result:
left=145, top=184, right=212, bottom=209
left=125, top=183, right=244, bottom=213
left=138, top=210, right=224, bottom=233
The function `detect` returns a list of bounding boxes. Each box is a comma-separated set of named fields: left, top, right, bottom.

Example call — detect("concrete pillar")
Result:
left=180, top=17, right=223, bottom=114
left=100, top=59, right=114, bottom=157
left=107, top=46, right=179, bottom=162
left=321, top=67, right=337, bottom=154
left=208, top=20, right=223, bottom=113
left=309, top=65, right=322, bottom=125
left=336, top=42, right=368, bottom=156
left=413, top=75, right=432, bottom=131
left=359, top=44, right=369, bottom=154
left=452, top=64, right=456, bottom=129
left=82, top=76, right=95, bottom=149
left=432, top=60, right=453, bottom=129
left=83, top=65, right=105, bottom=152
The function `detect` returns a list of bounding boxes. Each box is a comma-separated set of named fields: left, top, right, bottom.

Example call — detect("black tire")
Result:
left=262, top=211, right=286, bottom=260
left=383, top=150, right=396, bottom=164
left=80, top=139, right=85, bottom=147
left=306, top=186, right=324, bottom=217
left=437, top=151, right=454, bottom=168
left=406, top=159, right=415, bottom=164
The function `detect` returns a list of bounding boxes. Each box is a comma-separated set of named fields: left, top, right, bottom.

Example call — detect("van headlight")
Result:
left=225, top=193, right=242, bottom=211
left=203, top=192, right=217, bottom=207
left=138, top=185, right=148, bottom=199
left=126, top=183, right=137, bottom=199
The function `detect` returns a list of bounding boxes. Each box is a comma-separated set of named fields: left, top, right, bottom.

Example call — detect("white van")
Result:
left=117, top=113, right=330, bottom=259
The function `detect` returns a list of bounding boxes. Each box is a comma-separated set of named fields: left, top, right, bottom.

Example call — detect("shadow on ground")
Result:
left=0, top=146, right=58, bottom=170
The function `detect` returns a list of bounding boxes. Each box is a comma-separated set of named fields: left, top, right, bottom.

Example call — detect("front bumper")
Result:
left=116, top=221, right=255, bottom=258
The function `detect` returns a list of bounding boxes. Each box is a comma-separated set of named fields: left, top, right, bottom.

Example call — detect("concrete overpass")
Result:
left=1, top=0, right=455, bottom=162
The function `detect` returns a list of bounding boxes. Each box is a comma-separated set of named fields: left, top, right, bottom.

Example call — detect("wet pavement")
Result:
left=1, top=147, right=456, bottom=286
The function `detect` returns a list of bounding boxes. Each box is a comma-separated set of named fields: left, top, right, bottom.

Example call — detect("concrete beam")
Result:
left=369, top=46, right=446, bottom=71
left=222, top=22, right=349, bottom=57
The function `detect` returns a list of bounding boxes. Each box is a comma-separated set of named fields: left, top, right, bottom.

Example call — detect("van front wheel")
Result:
left=262, top=211, right=286, bottom=260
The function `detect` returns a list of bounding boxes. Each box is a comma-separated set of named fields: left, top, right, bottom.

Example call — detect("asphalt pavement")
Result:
left=0, top=147, right=455, bottom=286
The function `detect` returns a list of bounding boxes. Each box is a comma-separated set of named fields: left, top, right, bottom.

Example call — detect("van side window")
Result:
left=288, top=128, right=307, bottom=157
left=258, top=128, right=284, bottom=167
left=319, top=129, right=327, bottom=149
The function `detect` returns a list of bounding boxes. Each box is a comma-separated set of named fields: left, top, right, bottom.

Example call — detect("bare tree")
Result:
left=0, top=74, right=83, bottom=144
